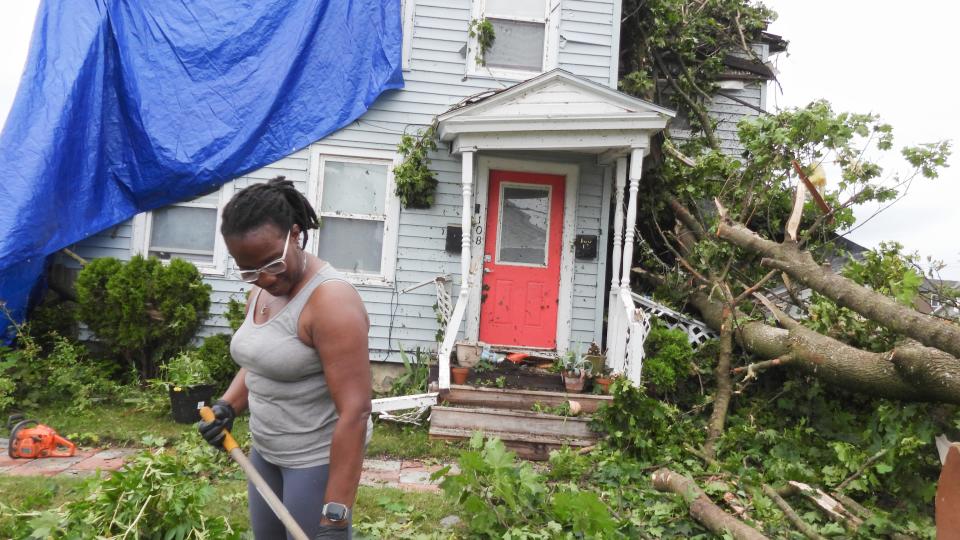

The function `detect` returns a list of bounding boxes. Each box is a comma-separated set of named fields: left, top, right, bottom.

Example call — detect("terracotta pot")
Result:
left=451, top=366, right=470, bottom=385
left=594, top=377, right=613, bottom=394
left=562, top=371, right=586, bottom=393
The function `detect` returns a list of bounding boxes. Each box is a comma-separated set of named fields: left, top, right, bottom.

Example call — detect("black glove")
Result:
left=313, top=524, right=349, bottom=540
left=198, top=399, right=235, bottom=449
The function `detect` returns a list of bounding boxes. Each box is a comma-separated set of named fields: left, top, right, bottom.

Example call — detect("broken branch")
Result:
left=652, top=468, right=769, bottom=540
left=762, top=484, right=827, bottom=540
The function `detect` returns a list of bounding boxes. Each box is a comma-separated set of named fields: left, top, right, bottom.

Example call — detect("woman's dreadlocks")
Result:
left=221, top=176, right=320, bottom=248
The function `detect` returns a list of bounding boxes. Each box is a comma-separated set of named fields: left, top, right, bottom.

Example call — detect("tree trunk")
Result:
left=715, top=219, right=960, bottom=359
left=683, top=286, right=960, bottom=404
left=652, top=468, right=769, bottom=540
left=704, top=307, right=734, bottom=458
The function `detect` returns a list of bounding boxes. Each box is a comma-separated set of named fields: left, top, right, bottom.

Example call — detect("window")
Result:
left=470, top=0, right=557, bottom=78
left=309, top=147, right=399, bottom=285
left=133, top=185, right=230, bottom=274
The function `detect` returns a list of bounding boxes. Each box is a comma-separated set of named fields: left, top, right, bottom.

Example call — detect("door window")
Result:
left=496, top=184, right=550, bottom=266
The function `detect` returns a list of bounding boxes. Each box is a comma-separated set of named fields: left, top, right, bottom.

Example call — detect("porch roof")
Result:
left=436, top=69, right=674, bottom=155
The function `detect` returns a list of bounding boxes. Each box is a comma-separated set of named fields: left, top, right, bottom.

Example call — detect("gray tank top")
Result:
left=230, top=263, right=372, bottom=468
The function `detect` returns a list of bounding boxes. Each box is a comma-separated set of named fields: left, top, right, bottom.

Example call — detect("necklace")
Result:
left=258, top=251, right=308, bottom=316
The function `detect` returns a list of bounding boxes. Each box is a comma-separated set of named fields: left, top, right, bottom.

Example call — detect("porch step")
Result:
left=443, top=384, right=612, bottom=414
left=429, top=405, right=600, bottom=461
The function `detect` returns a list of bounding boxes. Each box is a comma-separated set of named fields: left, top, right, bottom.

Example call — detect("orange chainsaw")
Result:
left=7, top=415, right=76, bottom=459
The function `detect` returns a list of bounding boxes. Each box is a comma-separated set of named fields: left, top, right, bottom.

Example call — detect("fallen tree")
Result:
left=715, top=217, right=960, bottom=359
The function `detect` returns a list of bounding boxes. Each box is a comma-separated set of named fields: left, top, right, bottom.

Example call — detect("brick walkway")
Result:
left=0, top=438, right=453, bottom=491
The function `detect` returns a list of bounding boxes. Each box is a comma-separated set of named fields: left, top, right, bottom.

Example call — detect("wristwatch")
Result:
left=321, top=502, right=350, bottom=523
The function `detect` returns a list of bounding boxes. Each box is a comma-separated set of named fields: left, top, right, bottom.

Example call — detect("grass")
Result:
left=366, top=421, right=464, bottom=462
left=8, top=400, right=249, bottom=447
left=13, top=401, right=459, bottom=462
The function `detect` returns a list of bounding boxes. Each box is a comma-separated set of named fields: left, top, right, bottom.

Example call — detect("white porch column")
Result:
left=460, top=150, right=474, bottom=280
left=438, top=150, right=475, bottom=390
left=620, top=147, right=645, bottom=290
left=605, top=157, right=628, bottom=354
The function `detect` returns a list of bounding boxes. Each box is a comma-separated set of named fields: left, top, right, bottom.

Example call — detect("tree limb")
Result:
left=762, top=484, right=827, bottom=540
left=652, top=468, right=769, bottom=540
left=636, top=269, right=960, bottom=404
left=715, top=217, right=960, bottom=359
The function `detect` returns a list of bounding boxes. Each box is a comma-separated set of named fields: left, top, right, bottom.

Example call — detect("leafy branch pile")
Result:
left=436, top=374, right=954, bottom=538
left=12, top=433, right=244, bottom=539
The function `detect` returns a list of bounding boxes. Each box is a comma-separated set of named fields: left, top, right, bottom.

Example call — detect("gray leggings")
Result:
left=248, top=448, right=352, bottom=539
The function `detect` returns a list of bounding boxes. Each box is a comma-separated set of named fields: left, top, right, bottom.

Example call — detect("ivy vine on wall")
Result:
left=393, top=123, right=438, bottom=209
left=468, top=18, right=495, bottom=66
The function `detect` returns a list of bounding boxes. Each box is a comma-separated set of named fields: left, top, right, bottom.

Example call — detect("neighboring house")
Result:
left=58, top=1, right=781, bottom=388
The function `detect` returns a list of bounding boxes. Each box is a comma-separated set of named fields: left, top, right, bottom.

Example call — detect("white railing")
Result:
left=632, top=293, right=718, bottom=349
left=607, top=288, right=651, bottom=385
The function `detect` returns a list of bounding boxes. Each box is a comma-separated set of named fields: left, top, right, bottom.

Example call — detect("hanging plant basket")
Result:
left=394, top=124, right=439, bottom=209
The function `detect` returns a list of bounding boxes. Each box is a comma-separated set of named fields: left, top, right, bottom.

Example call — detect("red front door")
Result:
left=479, top=170, right=565, bottom=348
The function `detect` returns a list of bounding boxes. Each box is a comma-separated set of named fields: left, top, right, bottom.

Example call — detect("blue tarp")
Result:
left=0, top=0, right=404, bottom=343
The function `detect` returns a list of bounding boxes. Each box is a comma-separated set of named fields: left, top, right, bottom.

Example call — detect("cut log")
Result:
left=652, top=468, right=769, bottom=540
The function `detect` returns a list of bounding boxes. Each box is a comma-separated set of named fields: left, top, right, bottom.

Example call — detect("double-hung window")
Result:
left=309, top=146, right=399, bottom=285
left=133, top=185, right=230, bottom=274
left=470, top=0, right=558, bottom=78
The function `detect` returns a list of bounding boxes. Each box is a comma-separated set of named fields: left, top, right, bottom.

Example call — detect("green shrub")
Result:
left=436, top=434, right=616, bottom=538
left=592, top=378, right=699, bottom=463
left=387, top=347, right=431, bottom=397
left=0, top=331, right=118, bottom=413
left=641, top=319, right=694, bottom=392
left=74, top=255, right=212, bottom=380
left=194, top=334, right=236, bottom=393
left=162, top=350, right=213, bottom=387
left=224, top=296, right=246, bottom=332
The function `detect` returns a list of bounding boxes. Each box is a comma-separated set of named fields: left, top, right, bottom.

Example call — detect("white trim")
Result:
left=131, top=185, right=231, bottom=276
left=307, top=144, right=400, bottom=286
left=371, top=392, right=438, bottom=413
left=466, top=156, right=578, bottom=353
left=452, top=131, right=653, bottom=153
left=466, top=0, right=560, bottom=81
left=438, top=70, right=676, bottom=123
left=493, top=181, right=552, bottom=268
left=401, top=0, right=415, bottom=70
left=609, top=0, right=623, bottom=89
left=440, top=114, right=670, bottom=136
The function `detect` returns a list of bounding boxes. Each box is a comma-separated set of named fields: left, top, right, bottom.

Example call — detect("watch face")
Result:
left=324, top=502, right=348, bottom=521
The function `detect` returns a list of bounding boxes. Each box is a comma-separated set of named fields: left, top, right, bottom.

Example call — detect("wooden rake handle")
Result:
left=199, top=406, right=310, bottom=540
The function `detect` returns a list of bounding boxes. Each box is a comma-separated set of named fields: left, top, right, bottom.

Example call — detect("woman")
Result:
left=198, top=176, right=372, bottom=540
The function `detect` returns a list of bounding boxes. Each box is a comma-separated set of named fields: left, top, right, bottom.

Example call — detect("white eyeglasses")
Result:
left=233, top=229, right=291, bottom=283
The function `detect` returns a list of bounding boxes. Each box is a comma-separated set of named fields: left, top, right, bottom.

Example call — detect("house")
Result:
left=56, top=1, right=781, bottom=392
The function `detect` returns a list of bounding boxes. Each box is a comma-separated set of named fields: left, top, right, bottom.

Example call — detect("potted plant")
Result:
left=163, top=351, right=216, bottom=424
left=594, top=367, right=614, bottom=394
left=450, top=363, right=471, bottom=385
left=584, top=342, right=605, bottom=378
left=558, top=348, right=592, bottom=393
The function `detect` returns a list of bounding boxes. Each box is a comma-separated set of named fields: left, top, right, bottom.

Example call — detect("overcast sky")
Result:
left=1, top=1, right=957, bottom=278
left=765, top=0, right=959, bottom=279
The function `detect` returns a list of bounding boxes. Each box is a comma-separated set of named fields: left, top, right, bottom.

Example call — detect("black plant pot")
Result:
left=168, top=384, right=215, bottom=424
